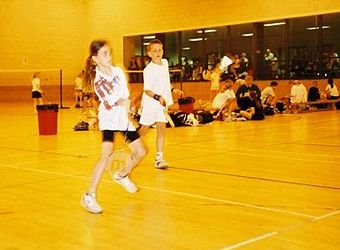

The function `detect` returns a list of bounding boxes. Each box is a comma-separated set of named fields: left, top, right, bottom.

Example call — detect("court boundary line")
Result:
left=169, top=166, right=340, bottom=190
left=0, top=163, right=317, bottom=219
left=220, top=231, right=279, bottom=250
left=3, top=163, right=339, bottom=249
left=220, top=209, right=340, bottom=249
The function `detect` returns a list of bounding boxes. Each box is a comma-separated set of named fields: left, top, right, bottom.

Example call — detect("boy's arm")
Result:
left=145, top=89, right=166, bottom=106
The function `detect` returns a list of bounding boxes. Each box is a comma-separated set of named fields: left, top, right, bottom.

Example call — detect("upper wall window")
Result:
left=123, top=12, right=340, bottom=82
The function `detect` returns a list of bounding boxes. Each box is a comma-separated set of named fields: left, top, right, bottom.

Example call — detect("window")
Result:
left=123, top=13, right=340, bottom=81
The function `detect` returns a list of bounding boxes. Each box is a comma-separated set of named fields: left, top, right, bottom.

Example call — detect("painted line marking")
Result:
left=0, top=164, right=316, bottom=219
left=220, top=231, right=278, bottom=250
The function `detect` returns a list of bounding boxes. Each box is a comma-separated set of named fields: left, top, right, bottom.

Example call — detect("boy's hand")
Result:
left=159, top=96, right=166, bottom=106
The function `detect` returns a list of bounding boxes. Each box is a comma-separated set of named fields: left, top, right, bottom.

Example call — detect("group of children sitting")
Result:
left=76, top=74, right=339, bottom=130
left=197, top=75, right=269, bottom=123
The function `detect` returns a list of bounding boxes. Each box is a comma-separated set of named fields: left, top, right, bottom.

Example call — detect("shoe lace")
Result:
left=86, top=193, right=98, bottom=206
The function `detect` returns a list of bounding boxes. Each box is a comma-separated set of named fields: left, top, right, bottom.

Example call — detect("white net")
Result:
left=0, top=69, right=62, bottom=103
left=0, top=69, right=61, bottom=86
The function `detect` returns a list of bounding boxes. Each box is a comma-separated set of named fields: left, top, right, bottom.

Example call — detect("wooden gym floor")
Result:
left=0, top=102, right=339, bottom=250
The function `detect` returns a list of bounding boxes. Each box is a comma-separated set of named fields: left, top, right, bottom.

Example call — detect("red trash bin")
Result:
left=36, top=104, right=58, bottom=135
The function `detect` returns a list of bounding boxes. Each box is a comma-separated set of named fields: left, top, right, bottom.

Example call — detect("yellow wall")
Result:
left=87, top=0, right=340, bottom=65
left=0, top=0, right=339, bottom=87
left=0, top=0, right=87, bottom=85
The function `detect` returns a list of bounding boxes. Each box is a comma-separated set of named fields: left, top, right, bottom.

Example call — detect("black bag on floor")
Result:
left=195, top=111, right=214, bottom=124
left=74, top=120, right=89, bottom=131
left=263, top=106, right=274, bottom=116
left=276, top=102, right=286, bottom=113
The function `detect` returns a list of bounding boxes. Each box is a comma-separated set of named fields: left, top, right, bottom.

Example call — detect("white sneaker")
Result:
left=155, top=159, right=170, bottom=169
left=224, top=116, right=235, bottom=122
left=81, top=192, right=103, bottom=214
left=235, top=117, right=247, bottom=121
left=113, top=173, right=138, bottom=193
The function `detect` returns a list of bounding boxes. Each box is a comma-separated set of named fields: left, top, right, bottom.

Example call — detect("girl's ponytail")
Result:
left=83, top=40, right=108, bottom=91
left=83, top=56, right=96, bottom=91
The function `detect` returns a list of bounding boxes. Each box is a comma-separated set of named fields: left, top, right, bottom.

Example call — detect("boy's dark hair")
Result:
left=270, top=81, right=278, bottom=87
left=328, top=78, right=334, bottom=88
left=147, top=39, right=162, bottom=51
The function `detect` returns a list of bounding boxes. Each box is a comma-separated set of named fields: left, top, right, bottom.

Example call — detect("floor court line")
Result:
left=313, top=209, right=340, bottom=221
left=171, top=143, right=340, bottom=165
left=169, top=166, right=340, bottom=191
left=0, top=163, right=317, bottom=219
left=220, top=208, right=340, bottom=249
left=220, top=231, right=279, bottom=250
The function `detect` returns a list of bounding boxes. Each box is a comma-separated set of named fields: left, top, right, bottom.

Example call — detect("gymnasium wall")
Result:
left=0, top=0, right=340, bottom=104
left=86, top=0, right=340, bottom=64
left=0, top=0, right=87, bottom=86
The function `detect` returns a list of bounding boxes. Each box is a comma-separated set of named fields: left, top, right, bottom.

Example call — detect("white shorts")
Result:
left=139, top=105, right=168, bottom=126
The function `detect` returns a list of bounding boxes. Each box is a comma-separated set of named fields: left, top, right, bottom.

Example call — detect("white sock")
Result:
left=156, top=152, right=163, bottom=161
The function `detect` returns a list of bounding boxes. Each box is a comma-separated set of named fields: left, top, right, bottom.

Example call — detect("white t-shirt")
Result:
left=93, top=65, right=135, bottom=131
left=261, top=86, right=275, bottom=103
left=212, top=89, right=236, bottom=109
left=141, top=58, right=173, bottom=110
left=325, top=84, right=339, bottom=97
left=32, top=77, right=41, bottom=92
left=291, top=84, right=307, bottom=103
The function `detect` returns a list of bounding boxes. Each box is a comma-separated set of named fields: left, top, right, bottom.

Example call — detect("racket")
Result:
left=163, top=109, right=175, bottom=128
left=106, top=148, right=130, bottom=177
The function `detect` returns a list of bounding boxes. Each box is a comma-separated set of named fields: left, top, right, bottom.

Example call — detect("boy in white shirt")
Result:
left=290, top=80, right=307, bottom=113
left=212, top=78, right=237, bottom=121
left=261, top=81, right=278, bottom=106
left=139, top=39, right=182, bottom=169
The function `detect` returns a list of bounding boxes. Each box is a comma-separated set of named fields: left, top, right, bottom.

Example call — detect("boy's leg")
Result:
left=155, top=122, right=169, bottom=169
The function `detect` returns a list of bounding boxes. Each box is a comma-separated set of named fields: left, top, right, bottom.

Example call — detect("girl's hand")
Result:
left=116, top=98, right=128, bottom=107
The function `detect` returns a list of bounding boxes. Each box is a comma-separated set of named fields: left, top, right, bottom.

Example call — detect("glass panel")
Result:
left=264, top=20, right=285, bottom=79
left=165, top=32, right=181, bottom=82
left=322, top=13, right=340, bottom=78
left=123, top=13, right=340, bottom=80
left=289, top=16, right=317, bottom=78
left=230, top=23, right=252, bottom=78
left=181, top=29, right=202, bottom=81
left=205, top=27, right=225, bottom=69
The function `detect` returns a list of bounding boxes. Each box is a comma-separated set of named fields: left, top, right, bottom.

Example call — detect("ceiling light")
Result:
left=143, top=35, right=156, bottom=39
left=197, top=29, right=217, bottom=33
left=264, top=22, right=286, bottom=27
left=306, top=25, right=331, bottom=30
left=182, top=47, right=190, bottom=50
left=189, top=38, right=207, bottom=42
left=143, top=42, right=149, bottom=46
left=241, top=33, right=253, bottom=37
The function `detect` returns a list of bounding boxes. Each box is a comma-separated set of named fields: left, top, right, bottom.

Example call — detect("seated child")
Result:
left=212, top=79, right=237, bottom=121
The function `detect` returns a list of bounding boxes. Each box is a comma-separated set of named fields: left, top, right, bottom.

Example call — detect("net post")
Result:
left=59, top=69, right=69, bottom=109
